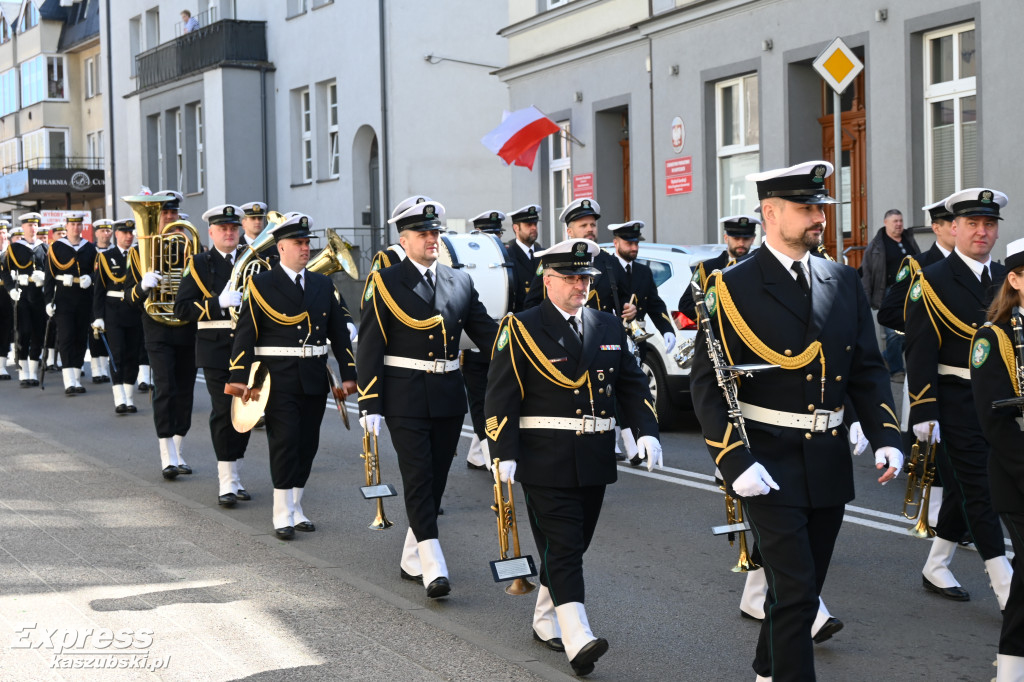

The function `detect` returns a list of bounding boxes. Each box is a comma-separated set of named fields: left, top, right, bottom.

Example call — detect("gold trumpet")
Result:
left=722, top=481, right=759, bottom=572
left=491, top=458, right=536, bottom=595
left=360, top=415, right=393, bottom=530
left=902, top=423, right=937, bottom=538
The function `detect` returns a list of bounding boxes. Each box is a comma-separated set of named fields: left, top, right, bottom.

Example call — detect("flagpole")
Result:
left=535, top=107, right=586, bottom=148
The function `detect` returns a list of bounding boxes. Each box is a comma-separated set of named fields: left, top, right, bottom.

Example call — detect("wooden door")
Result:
left=818, top=72, right=867, bottom=268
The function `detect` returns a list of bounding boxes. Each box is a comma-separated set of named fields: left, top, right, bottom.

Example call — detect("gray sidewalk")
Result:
left=0, top=419, right=571, bottom=682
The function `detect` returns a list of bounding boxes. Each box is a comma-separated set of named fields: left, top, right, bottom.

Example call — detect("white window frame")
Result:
left=84, top=56, right=97, bottom=98
left=547, top=0, right=569, bottom=9
left=287, top=0, right=307, bottom=18
left=327, top=82, right=339, bottom=179
left=300, top=88, right=312, bottom=183
left=714, top=74, right=760, bottom=228
left=195, top=104, right=205, bottom=192
left=0, top=138, right=20, bottom=172
left=19, top=1, right=39, bottom=33
left=20, top=55, right=68, bottom=106
left=175, top=109, right=184, bottom=190
left=548, top=120, right=572, bottom=245
left=21, top=127, right=68, bottom=168
left=86, top=131, right=97, bottom=163
left=156, top=117, right=165, bottom=189
left=923, top=22, right=977, bottom=205
left=0, top=67, right=17, bottom=116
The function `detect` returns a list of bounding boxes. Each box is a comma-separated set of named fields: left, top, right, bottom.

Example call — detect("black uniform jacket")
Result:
left=229, top=264, right=355, bottom=395
left=2, top=242, right=41, bottom=291
left=609, top=258, right=674, bottom=336
left=522, top=250, right=628, bottom=314
left=506, top=239, right=542, bottom=312
left=93, top=247, right=142, bottom=328
left=356, top=256, right=498, bottom=418
left=690, top=246, right=901, bottom=508
left=173, top=247, right=245, bottom=369
left=905, top=252, right=1006, bottom=425
left=43, top=239, right=97, bottom=304
left=970, top=321, right=1024, bottom=513
left=678, top=250, right=749, bottom=321
left=876, top=243, right=947, bottom=332
left=125, top=246, right=197, bottom=345
left=485, top=299, right=659, bottom=488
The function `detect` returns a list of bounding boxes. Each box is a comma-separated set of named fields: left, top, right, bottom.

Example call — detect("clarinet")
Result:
left=691, top=277, right=751, bottom=447
left=992, top=306, right=1024, bottom=414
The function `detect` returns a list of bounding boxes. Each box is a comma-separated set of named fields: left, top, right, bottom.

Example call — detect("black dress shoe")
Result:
left=138, top=382, right=150, bottom=393
left=0, top=374, right=10, bottom=380
left=218, top=493, right=237, bottom=507
left=74, top=386, right=86, bottom=394
left=254, top=416, right=265, bottom=429
left=467, top=461, right=488, bottom=470
left=426, top=577, right=450, bottom=598
left=100, top=376, right=111, bottom=383
left=176, top=464, right=192, bottom=475
left=740, top=610, right=763, bottom=622
left=161, top=466, right=179, bottom=480
left=400, top=568, right=422, bottom=582
left=29, top=378, right=39, bottom=386
left=570, top=638, right=608, bottom=677
left=533, top=631, right=565, bottom=652
left=275, top=526, right=295, bottom=540
left=20, top=379, right=31, bottom=387
left=46, top=364, right=59, bottom=373
left=92, top=376, right=103, bottom=384
left=629, top=455, right=643, bottom=467
left=812, top=616, right=844, bottom=644
left=234, top=488, right=251, bottom=501
left=922, top=575, right=970, bottom=601
left=437, top=507, right=444, bottom=515
left=115, top=404, right=128, bottom=414
left=615, top=452, right=627, bottom=462
left=65, top=387, right=77, bottom=396
left=294, top=521, right=316, bottom=532
left=126, top=405, right=138, bottom=414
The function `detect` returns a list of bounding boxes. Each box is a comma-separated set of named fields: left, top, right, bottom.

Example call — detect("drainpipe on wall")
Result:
left=260, top=66, right=269, bottom=206
left=378, top=0, right=390, bottom=246
left=647, top=38, right=657, bottom=242
left=104, top=0, right=117, bottom=213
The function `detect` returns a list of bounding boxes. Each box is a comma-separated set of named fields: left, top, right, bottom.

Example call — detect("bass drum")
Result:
left=438, top=232, right=515, bottom=349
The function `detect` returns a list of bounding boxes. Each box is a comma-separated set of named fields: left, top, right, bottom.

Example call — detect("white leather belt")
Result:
left=384, top=355, right=460, bottom=374
left=59, top=277, right=82, bottom=285
left=740, top=402, right=844, bottom=433
left=106, top=291, right=124, bottom=299
left=938, top=364, right=971, bottom=380
left=255, top=345, right=328, bottom=358
left=519, top=416, right=616, bottom=434
left=198, top=320, right=232, bottom=329
left=17, top=274, right=29, bottom=286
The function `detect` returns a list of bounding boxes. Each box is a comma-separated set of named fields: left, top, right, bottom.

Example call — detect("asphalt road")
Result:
left=0, top=369, right=1007, bottom=681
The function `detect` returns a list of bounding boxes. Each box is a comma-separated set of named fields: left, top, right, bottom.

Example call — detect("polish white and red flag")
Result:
left=481, top=106, right=561, bottom=170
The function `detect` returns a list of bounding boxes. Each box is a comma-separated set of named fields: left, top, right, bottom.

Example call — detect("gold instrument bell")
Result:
left=307, top=229, right=359, bottom=280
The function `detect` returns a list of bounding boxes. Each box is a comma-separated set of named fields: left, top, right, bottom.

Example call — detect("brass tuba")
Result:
left=123, top=194, right=202, bottom=326
left=307, top=229, right=359, bottom=280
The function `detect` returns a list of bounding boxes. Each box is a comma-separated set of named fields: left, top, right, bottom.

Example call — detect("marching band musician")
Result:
left=365, top=195, right=433, bottom=276
left=678, top=214, right=759, bottom=320
left=506, top=204, right=543, bottom=312
left=2, top=221, right=45, bottom=386
left=522, top=198, right=627, bottom=315
left=0, top=222, right=16, bottom=381
left=87, top=219, right=114, bottom=384
left=484, top=238, right=662, bottom=677
left=92, top=219, right=144, bottom=414
left=34, top=222, right=60, bottom=373
left=126, top=190, right=198, bottom=480
left=970, top=236, right=1024, bottom=682
left=357, top=199, right=497, bottom=598
left=239, top=201, right=280, bottom=267
left=175, top=205, right=253, bottom=508
left=904, top=188, right=1013, bottom=608
left=43, top=216, right=97, bottom=395
left=690, top=161, right=903, bottom=682
left=228, top=213, right=357, bottom=538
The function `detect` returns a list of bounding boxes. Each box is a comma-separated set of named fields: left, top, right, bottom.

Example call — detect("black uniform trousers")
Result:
left=938, top=384, right=1005, bottom=559
left=203, top=366, right=251, bottom=463
left=106, top=322, right=142, bottom=385
left=744, top=501, right=845, bottom=682
left=522, top=483, right=606, bottom=606
left=1001, top=512, right=1024, bottom=656
left=146, top=334, right=196, bottom=438
left=265, top=389, right=327, bottom=489
left=55, top=289, right=92, bottom=368
left=932, top=441, right=969, bottom=541
left=16, top=291, right=45, bottom=359
left=0, top=291, right=11, bottom=353
left=88, top=329, right=107, bottom=360
left=461, top=350, right=489, bottom=440
left=388, top=415, right=463, bottom=541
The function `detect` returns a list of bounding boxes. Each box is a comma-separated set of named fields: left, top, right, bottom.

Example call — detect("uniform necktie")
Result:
left=568, top=316, right=582, bottom=341
left=294, top=273, right=303, bottom=295
left=424, top=269, right=435, bottom=290
left=792, top=261, right=810, bottom=296
left=625, top=263, right=632, bottom=277
left=981, top=266, right=992, bottom=289
left=225, top=252, right=233, bottom=266
left=528, top=247, right=534, bottom=260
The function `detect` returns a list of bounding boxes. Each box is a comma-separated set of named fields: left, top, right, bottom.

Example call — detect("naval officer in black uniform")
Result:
left=93, top=219, right=144, bottom=413
left=678, top=214, right=759, bottom=320
left=228, top=213, right=357, bottom=538
left=506, top=204, right=543, bottom=312
left=175, top=204, right=253, bottom=508
left=3, top=222, right=46, bottom=386
left=607, top=220, right=675, bottom=356
left=690, top=161, right=903, bottom=682
left=357, top=199, right=498, bottom=598
left=905, top=187, right=1013, bottom=609
left=43, top=215, right=97, bottom=395
left=485, top=238, right=661, bottom=677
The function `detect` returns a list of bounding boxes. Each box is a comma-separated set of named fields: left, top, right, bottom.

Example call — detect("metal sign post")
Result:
left=813, top=38, right=864, bottom=263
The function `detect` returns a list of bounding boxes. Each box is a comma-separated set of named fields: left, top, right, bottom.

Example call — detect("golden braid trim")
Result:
left=987, top=324, right=1020, bottom=397
left=918, top=275, right=975, bottom=340
left=99, top=252, right=125, bottom=284
left=248, top=281, right=309, bottom=326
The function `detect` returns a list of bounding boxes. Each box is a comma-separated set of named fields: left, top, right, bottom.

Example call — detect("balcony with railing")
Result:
left=2, top=156, right=104, bottom=175
left=134, top=19, right=269, bottom=92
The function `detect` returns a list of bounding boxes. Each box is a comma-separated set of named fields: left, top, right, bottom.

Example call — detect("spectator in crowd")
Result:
left=181, top=9, right=199, bottom=34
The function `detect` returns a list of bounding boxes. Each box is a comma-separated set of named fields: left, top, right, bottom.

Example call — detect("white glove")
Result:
left=875, top=446, right=904, bottom=477
left=218, top=287, right=242, bottom=309
left=45, top=302, right=55, bottom=317
left=91, top=318, right=105, bottom=331
left=30, top=270, right=45, bottom=286
left=732, top=462, right=780, bottom=497
left=140, top=271, right=162, bottom=292
left=18, top=274, right=29, bottom=286
left=61, top=274, right=74, bottom=287
left=912, top=421, right=940, bottom=444
left=9, top=288, right=20, bottom=302
left=848, top=421, right=869, bottom=456
left=359, top=413, right=382, bottom=436
left=78, top=274, right=92, bottom=289
left=498, top=460, right=517, bottom=484
left=636, top=435, right=663, bottom=472
left=347, top=322, right=358, bottom=342
left=662, top=331, right=676, bottom=353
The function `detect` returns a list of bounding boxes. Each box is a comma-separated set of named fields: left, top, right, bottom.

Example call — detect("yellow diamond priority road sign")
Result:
left=813, top=37, right=864, bottom=94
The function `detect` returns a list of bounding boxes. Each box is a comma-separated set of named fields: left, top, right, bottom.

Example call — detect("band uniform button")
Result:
left=806, top=374, right=813, bottom=381
left=576, top=430, right=582, bottom=436
left=576, top=409, right=582, bottom=415
left=805, top=433, right=812, bottom=439
left=428, top=352, right=434, bottom=357
left=598, top=388, right=604, bottom=394
left=808, top=405, right=815, bottom=412
left=845, top=345, right=852, bottom=352
left=835, top=375, right=842, bottom=381
left=831, top=429, right=838, bottom=436
left=600, top=410, right=606, bottom=416
left=428, top=334, right=434, bottom=340
left=573, top=389, right=579, bottom=395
